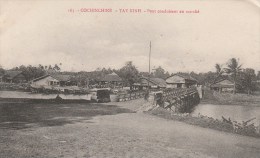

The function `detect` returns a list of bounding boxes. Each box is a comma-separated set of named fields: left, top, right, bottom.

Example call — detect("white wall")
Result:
left=32, top=76, right=59, bottom=87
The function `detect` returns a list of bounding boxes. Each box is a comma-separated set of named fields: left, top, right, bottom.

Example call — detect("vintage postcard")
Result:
left=0, top=0, right=260, bottom=157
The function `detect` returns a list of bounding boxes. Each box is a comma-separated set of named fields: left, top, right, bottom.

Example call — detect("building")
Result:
left=210, top=79, right=235, bottom=92
left=133, top=77, right=167, bottom=90
left=51, top=74, right=71, bottom=86
left=30, top=74, right=72, bottom=88
left=166, top=73, right=197, bottom=88
left=2, top=71, right=27, bottom=83
left=99, top=72, right=123, bottom=87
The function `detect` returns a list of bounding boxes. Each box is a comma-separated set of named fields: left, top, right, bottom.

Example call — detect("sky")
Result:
left=0, top=0, right=260, bottom=73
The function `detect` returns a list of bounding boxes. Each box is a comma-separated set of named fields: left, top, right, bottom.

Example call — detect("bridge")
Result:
left=116, top=87, right=200, bottom=113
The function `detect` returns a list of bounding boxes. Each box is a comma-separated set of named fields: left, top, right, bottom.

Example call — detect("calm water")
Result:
left=0, top=91, right=91, bottom=100
left=192, top=104, right=260, bottom=125
left=1, top=91, right=260, bottom=125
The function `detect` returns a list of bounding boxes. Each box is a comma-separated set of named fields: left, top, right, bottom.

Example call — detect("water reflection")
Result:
left=192, top=104, right=260, bottom=125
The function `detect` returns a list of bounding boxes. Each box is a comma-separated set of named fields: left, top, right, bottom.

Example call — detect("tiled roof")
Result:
left=51, top=74, right=71, bottom=81
left=166, top=73, right=197, bottom=82
left=140, top=77, right=167, bottom=87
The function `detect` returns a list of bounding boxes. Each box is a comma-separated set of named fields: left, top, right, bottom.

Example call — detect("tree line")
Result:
left=0, top=58, right=260, bottom=94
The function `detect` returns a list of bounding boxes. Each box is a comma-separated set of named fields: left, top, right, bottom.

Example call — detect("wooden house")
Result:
left=2, top=71, right=27, bottom=83
left=210, top=79, right=235, bottom=92
left=166, top=73, right=197, bottom=88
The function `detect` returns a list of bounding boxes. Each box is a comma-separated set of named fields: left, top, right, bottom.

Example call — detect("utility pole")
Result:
left=148, top=41, right=151, bottom=89
left=144, top=41, right=152, bottom=100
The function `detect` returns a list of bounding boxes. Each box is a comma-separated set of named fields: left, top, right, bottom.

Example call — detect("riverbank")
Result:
left=147, top=107, right=260, bottom=138
left=1, top=100, right=260, bottom=158
left=201, top=89, right=260, bottom=106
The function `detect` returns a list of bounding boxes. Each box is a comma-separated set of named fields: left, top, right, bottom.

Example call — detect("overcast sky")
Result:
left=0, top=0, right=259, bottom=73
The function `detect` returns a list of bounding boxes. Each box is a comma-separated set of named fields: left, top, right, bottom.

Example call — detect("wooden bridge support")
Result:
left=158, top=87, right=200, bottom=113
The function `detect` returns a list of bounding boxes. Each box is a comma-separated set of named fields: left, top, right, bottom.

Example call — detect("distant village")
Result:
left=0, top=58, right=260, bottom=95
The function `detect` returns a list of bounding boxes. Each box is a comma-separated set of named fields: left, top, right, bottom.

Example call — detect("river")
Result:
left=1, top=91, right=260, bottom=125
left=192, top=104, right=260, bottom=125
left=0, top=90, right=92, bottom=100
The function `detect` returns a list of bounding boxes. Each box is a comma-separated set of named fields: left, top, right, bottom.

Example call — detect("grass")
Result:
left=201, top=89, right=260, bottom=106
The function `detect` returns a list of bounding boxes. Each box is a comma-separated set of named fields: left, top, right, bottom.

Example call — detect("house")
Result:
left=210, top=79, right=235, bottom=92
left=51, top=74, right=71, bottom=86
left=30, top=75, right=59, bottom=88
left=166, top=73, right=197, bottom=88
left=99, top=72, right=123, bottom=87
left=30, top=74, right=72, bottom=88
left=2, top=71, right=27, bottom=83
left=133, top=77, right=167, bottom=90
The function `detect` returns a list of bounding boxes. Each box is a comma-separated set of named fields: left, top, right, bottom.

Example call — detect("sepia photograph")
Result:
left=0, top=0, right=260, bottom=157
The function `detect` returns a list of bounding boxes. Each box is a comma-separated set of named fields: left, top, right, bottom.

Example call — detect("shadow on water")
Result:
left=0, top=100, right=134, bottom=130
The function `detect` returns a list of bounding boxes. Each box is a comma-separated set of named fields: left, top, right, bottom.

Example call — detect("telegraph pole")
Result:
left=148, top=41, right=151, bottom=89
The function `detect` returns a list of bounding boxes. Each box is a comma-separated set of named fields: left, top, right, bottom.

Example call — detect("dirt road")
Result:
left=0, top=99, right=260, bottom=158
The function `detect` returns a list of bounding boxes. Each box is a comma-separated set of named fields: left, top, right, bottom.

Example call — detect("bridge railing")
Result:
left=116, top=87, right=198, bottom=102
left=117, top=91, right=146, bottom=102
left=162, top=87, right=197, bottom=98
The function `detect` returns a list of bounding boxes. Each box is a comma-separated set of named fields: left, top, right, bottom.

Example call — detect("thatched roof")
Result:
left=100, top=72, right=122, bottom=82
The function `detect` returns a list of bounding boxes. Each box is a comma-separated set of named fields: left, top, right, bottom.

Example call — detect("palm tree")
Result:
left=214, top=63, right=223, bottom=82
left=224, top=58, right=242, bottom=94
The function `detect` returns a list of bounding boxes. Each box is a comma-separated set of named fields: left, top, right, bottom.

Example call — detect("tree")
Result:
left=212, top=63, right=224, bottom=83
left=118, top=61, right=139, bottom=89
left=153, top=66, right=166, bottom=78
left=0, top=65, right=5, bottom=75
left=257, top=71, right=260, bottom=80
left=241, top=68, right=256, bottom=95
left=215, top=63, right=223, bottom=77
left=38, top=64, right=44, bottom=70
left=53, top=64, right=61, bottom=72
left=224, top=58, right=242, bottom=94
left=10, top=65, right=46, bottom=81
